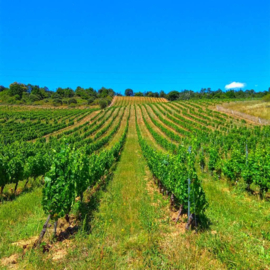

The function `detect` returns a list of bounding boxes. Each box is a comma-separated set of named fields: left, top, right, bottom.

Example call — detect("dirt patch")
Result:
left=145, top=175, right=156, bottom=196
left=51, top=248, right=68, bottom=261
left=48, top=239, right=74, bottom=261
left=221, top=187, right=230, bottom=193
left=12, top=236, right=39, bottom=250
left=1, top=254, right=19, bottom=268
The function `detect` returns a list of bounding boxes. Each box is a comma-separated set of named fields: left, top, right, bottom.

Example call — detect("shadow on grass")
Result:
left=196, top=213, right=212, bottom=231
left=0, top=180, right=43, bottom=203
left=56, top=155, right=122, bottom=241
left=78, top=170, right=115, bottom=234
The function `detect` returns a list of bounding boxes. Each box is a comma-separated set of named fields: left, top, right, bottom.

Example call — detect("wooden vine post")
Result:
left=186, top=146, right=192, bottom=230
left=36, top=215, right=51, bottom=247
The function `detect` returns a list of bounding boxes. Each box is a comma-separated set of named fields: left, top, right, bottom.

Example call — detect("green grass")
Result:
left=196, top=171, right=270, bottom=269
left=0, top=187, right=45, bottom=259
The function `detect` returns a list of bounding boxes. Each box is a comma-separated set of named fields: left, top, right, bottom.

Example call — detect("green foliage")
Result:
left=263, top=93, right=270, bottom=102
left=87, top=96, right=95, bottom=105
left=167, top=91, right=179, bottom=101
left=135, top=110, right=208, bottom=216
left=0, top=82, right=115, bottom=106
left=53, top=98, right=63, bottom=106
left=9, top=82, right=27, bottom=99
left=29, top=94, right=41, bottom=102
left=0, top=155, right=9, bottom=190
left=42, top=118, right=129, bottom=220
left=125, top=88, right=134, bottom=96
left=42, top=145, right=77, bottom=219
left=68, top=98, right=77, bottom=105
left=98, top=99, right=108, bottom=109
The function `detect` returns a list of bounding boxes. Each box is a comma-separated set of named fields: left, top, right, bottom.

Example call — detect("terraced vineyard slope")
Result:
left=112, top=96, right=168, bottom=106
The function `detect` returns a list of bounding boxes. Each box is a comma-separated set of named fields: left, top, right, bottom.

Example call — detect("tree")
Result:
left=0, top=86, right=6, bottom=92
left=160, top=90, right=166, bottom=98
left=63, top=88, right=75, bottom=98
left=31, top=85, right=41, bottom=95
left=56, top=87, right=65, bottom=97
left=107, top=88, right=115, bottom=97
left=125, top=88, right=134, bottom=96
left=167, top=91, right=179, bottom=101
left=9, top=82, right=27, bottom=99
left=225, top=90, right=236, bottom=99
left=75, top=86, right=89, bottom=99
left=85, top=87, right=97, bottom=97
left=146, top=91, right=154, bottom=97
left=135, top=92, right=143, bottom=96
left=98, top=99, right=107, bottom=109
left=98, top=87, right=110, bottom=98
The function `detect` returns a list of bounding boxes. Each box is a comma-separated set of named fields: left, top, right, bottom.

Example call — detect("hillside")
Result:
left=0, top=99, right=269, bottom=269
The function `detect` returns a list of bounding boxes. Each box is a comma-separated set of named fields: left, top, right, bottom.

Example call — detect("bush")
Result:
left=15, top=100, right=24, bottom=105
left=105, top=96, right=112, bottom=104
left=29, top=94, right=40, bottom=102
left=68, top=98, right=77, bottom=104
left=53, top=98, right=63, bottom=106
left=87, top=97, right=95, bottom=105
left=14, top=94, right=21, bottom=100
left=263, top=94, right=270, bottom=102
left=98, top=99, right=108, bottom=109
left=7, top=97, right=17, bottom=104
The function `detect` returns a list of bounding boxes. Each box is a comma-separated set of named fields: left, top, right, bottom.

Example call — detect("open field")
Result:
left=222, top=100, right=270, bottom=120
left=0, top=98, right=269, bottom=269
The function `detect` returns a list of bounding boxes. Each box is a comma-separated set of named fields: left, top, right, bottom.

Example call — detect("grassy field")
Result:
left=223, top=100, right=270, bottom=120
left=1, top=98, right=269, bottom=269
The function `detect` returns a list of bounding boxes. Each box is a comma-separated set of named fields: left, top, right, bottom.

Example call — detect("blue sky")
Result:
left=0, top=0, right=269, bottom=94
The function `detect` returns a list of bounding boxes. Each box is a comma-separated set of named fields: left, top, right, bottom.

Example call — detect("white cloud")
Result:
left=225, top=82, right=245, bottom=90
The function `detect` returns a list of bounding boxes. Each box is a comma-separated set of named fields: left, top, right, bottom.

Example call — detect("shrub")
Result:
left=29, top=94, right=40, bottom=102
left=53, top=98, right=63, bottom=106
left=98, top=99, right=108, bottom=109
left=263, top=94, right=270, bottom=102
left=87, top=97, right=95, bottom=105
left=68, top=98, right=77, bottom=104
left=7, top=97, right=17, bottom=104
left=14, top=94, right=21, bottom=100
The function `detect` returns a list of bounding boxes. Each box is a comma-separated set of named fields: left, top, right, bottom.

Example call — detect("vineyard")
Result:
left=111, top=96, right=168, bottom=106
left=0, top=98, right=269, bottom=269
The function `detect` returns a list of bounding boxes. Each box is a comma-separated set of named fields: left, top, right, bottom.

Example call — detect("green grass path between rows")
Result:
left=64, top=109, right=170, bottom=269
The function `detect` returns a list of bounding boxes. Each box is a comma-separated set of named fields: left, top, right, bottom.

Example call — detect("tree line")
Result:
left=0, top=83, right=115, bottom=108
left=124, top=88, right=270, bottom=101
left=0, top=82, right=269, bottom=107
